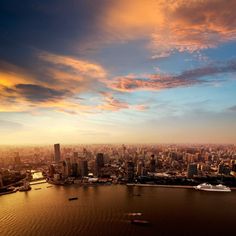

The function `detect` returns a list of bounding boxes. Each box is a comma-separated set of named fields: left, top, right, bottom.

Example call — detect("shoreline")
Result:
left=126, top=183, right=236, bottom=191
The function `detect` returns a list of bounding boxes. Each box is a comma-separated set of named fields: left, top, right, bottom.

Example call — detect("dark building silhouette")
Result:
left=150, top=154, right=156, bottom=172
left=79, top=160, right=88, bottom=177
left=187, top=163, right=198, bottom=178
left=54, top=144, right=61, bottom=162
left=127, top=161, right=135, bottom=182
left=71, top=163, right=78, bottom=177
left=95, top=153, right=104, bottom=176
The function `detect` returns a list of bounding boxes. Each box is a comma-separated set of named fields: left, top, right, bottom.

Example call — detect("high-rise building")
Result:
left=54, top=144, right=61, bottom=162
left=71, top=163, right=78, bottom=177
left=136, top=161, right=144, bottom=176
left=150, top=155, right=156, bottom=172
left=127, top=161, right=135, bottom=182
left=187, top=163, right=198, bottom=178
left=65, top=158, right=71, bottom=177
left=79, top=160, right=88, bottom=177
left=0, top=173, right=3, bottom=188
left=95, top=153, right=104, bottom=176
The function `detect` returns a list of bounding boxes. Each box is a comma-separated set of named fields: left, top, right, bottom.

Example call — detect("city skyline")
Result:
left=1, top=0, right=236, bottom=144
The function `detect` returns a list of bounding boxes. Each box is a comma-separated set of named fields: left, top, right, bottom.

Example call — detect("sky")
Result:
left=0, top=0, right=236, bottom=145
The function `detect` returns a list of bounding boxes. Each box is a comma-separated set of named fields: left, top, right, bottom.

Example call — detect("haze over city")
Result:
left=1, top=0, right=236, bottom=145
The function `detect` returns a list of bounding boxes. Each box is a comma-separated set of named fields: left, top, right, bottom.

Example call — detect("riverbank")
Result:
left=126, top=183, right=236, bottom=190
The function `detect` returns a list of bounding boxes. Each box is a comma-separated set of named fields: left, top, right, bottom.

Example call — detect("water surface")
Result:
left=0, top=184, right=235, bottom=236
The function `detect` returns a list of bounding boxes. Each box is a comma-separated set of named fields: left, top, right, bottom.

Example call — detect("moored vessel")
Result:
left=68, top=197, right=78, bottom=201
left=194, top=183, right=231, bottom=192
left=19, top=180, right=31, bottom=192
left=131, top=219, right=150, bottom=225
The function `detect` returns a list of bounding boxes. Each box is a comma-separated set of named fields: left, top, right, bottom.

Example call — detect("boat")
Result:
left=19, top=180, right=31, bottom=192
left=68, top=197, right=78, bottom=201
left=34, top=188, right=41, bottom=190
left=127, top=212, right=142, bottom=216
left=46, top=186, right=53, bottom=188
left=194, top=183, right=231, bottom=192
left=131, top=219, right=150, bottom=225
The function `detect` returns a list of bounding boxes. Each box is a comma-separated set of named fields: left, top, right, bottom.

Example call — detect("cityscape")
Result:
left=1, top=0, right=236, bottom=235
left=1, top=143, right=236, bottom=193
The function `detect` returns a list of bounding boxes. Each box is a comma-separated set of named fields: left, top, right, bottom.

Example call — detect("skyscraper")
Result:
left=127, top=161, right=135, bottom=182
left=54, top=143, right=61, bottom=162
left=71, top=162, right=78, bottom=177
left=187, top=163, right=198, bottom=178
left=95, top=153, right=104, bottom=176
left=79, top=160, right=88, bottom=177
left=65, top=158, right=71, bottom=177
left=136, top=161, right=144, bottom=176
left=150, top=154, right=156, bottom=172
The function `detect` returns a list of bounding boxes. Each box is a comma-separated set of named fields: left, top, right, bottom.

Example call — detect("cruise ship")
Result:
left=194, top=183, right=231, bottom=192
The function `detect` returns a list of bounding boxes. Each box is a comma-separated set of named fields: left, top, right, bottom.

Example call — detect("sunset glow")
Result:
left=0, top=0, right=236, bottom=144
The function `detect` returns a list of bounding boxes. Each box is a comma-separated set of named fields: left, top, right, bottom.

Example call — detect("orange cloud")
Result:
left=0, top=67, right=88, bottom=114
left=0, top=53, right=110, bottom=113
left=39, top=52, right=107, bottom=78
left=99, top=0, right=236, bottom=54
left=97, top=92, right=129, bottom=111
left=0, top=61, right=36, bottom=87
left=134, top=104, right=149, bottom=111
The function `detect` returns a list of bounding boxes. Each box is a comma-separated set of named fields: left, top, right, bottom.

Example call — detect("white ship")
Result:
left=194, top=183, right=231, bottom=192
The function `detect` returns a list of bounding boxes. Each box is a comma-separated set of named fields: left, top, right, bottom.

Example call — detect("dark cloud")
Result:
left=12, top=84, right=72, bottom=102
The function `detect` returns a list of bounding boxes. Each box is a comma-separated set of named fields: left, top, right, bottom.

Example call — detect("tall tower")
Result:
left=127, top=161, right=135, bottom=182
left=95, top=153, right=104, bottom=177
left=79, top=160, right=88, bottom=177
left=54, top=144, right=61, bottom=162
left=150, top=154, right=156, bottom=172
left=136, top=161, right=144, bottom=176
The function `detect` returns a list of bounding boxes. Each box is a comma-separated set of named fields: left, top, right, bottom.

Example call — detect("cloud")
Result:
left=134, top=104, right=149, bottom=111
left=105, top=60, right=236, bottom=92
left=97, top=92, right=129, bottom=111
left=99, top=0, right=236, bottom=54
left=0, top=61, right=36, bottom=87
left=39, top=52, right=107, bottom=78
left=12, top=84, right=72, bottom=103
left=151, top=52, right=172, bottom=60
left=0, top=53, right=109, bottom=113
